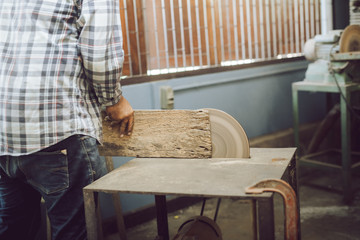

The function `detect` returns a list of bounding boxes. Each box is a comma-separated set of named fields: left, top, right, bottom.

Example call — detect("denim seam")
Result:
left=79, top=138, right=95, bottom=183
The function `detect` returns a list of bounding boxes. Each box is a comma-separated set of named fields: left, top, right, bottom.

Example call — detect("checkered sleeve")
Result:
left=77, top=0, right=124, bottom=107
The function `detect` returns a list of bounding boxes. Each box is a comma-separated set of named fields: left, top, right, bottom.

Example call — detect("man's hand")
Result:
left=105, top=96, right=134, bottom=137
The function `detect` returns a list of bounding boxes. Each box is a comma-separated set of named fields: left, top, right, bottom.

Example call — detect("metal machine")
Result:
left=304, top=24, right=360, bottom=84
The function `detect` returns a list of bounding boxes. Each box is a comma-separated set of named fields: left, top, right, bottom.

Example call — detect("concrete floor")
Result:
left=106, top=169, right=360, bottom=240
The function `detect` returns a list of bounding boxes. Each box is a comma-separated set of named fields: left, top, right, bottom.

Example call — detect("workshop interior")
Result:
left=34, top=0, right=360, bottom=240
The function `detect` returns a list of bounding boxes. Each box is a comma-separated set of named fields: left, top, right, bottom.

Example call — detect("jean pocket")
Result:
left=20, top=151, right=70, bottom=195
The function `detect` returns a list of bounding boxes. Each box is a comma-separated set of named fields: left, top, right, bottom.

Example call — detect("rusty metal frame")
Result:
left=246, top=179, right=299, bottom=240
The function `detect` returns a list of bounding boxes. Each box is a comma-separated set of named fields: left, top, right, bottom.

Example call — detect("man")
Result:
left=0, top=0, right=134, bottom=239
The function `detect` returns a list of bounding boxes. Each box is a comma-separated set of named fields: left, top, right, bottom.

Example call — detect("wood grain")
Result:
left=99, top=109, right=212, bottom=158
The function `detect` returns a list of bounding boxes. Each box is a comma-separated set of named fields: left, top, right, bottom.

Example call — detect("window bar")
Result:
left=310, top=0, right=315, bottom=37
left=283, top=0, right=289, bottom=54
left=276, top=0, right=283, bottom=55
left=132, top=0, right=143, bottom=74
left=195, top=0, right=203, bottom=66
left=186, top=0, right=195, bottom=67
left=245, top=0, right=253, bottom=59
left=304, top=0, right=310, bottom=40
left=259, top=0, right=266, bottom=59
left=299, top=0, right=305, bottom=50
left=141, top=0, right=150, bottom=73
left=210, top=0, right=218, bottom=65
left=294, top=0, right=300, bottom=53
left=170, top=0, right=178, bottom=69
left=152, top=0, right=161, bottom=70
left=226, top=0, right=232, bottom=61
left=264, top=0, right=271, bottom=58
left=252, top=0, right=259, bottom=59
left=288, top=0, right=295, bottom=53
left=178, top=0, right=187, bottom=68
left=314, top=0, right=321, bottom=35
left=239, top=0, right=246, bottom=60
left=160, top=0, right=170, bottom=71
left=203, top=0, right=211, bottom=66
left=218, top=0, right=225, bottom=63
left=271, top=0, right=277, bottom=57
left=232, top=0, right=239, bottom=61
left=122, top=0, right=133, bottom=76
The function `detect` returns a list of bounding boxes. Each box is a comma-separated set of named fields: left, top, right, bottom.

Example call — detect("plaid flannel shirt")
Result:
left=0, top=0, right=124, bottom=156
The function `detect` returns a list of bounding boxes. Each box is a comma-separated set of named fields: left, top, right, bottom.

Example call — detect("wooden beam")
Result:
left=99, top=110, right=212, bottom=158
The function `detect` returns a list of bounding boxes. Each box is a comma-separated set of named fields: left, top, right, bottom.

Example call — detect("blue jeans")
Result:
left=0, top=135, right=107, bottom=240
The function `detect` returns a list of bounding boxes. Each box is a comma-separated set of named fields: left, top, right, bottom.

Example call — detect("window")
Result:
left=119, top=0, right=322, bottom=82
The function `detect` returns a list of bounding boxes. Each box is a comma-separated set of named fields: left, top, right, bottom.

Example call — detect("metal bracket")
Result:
left=245, top=179, right=299, bottom=240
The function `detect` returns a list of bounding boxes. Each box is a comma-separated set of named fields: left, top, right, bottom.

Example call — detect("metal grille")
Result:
left=119, top=0, right=322, bottom=78
left=350, top=0, right=360, bottom=25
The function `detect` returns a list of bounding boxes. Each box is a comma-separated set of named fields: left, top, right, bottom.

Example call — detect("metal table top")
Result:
left=85, top=148, right=296, bottom=199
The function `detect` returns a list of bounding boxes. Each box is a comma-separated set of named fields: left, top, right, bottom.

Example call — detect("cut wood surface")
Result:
left=99, top=110, right=212, bottom=158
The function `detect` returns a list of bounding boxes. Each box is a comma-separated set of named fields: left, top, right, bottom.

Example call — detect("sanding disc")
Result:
left=205, top=108, right=250, bottom=158
left=339, top=25, right=360, bottom=53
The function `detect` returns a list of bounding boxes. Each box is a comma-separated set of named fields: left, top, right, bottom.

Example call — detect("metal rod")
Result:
left=226, top=0, right=232, bottom=60
left=203, top=0, right=211, bottom=66
left=105, top=156, right=127, bottom=240
left=213, top=198, right=222, bottom=222
left=170, top=0, right=178, bottom=69
left=251, top=199, right=258, bottom=240
left=132, top=0, right=143, bottom=74
left=276, top=0, right=282, bottom=55
left=122, top=0, right=133, bottom=76
left=152, top=0, right=161, bottom=70
left=178, top=0, right=187, bottom=68
left=265, top=0, right=271, bottom=58
left=299, top=0, right=305, bottom=51
left=160, top=0, right=170, bottom=70
left=271, top=0, right=277, bottom=57
left=200, top=198, right=206, bottom=216
left=210, top=0, right=218, bottom=65
left=195, top=0, right=203, bottom=66
left=294, top=0, right=300, bottom=53
left=246, top=0, right=252, bottom=59
left=304, top=0, right=310, bottom=41
left=252, top=0, right=259, bottom=59
left=257, top=197, right=275, bottom=240
left=232, top=0, right=239, bottom=61
left=141, top=0, right=149, bottom=74
left=239, top=0, right=246, bottom=60
left=84, top=190, right=98, bottom=240
left=155, top=195, right=170, bottom=240
left=310, top=0, right=315, bottom=37
left=218, top=0, right=225, bottom=62
left=259, top=0, right=265, bottom=59
left=283, top=0, right=289, bottom=55
left=187, top=0, right=195, bottom=67
left=288, top=0, right=295, bottom=53
left=315, top=0, right=321, bottom=35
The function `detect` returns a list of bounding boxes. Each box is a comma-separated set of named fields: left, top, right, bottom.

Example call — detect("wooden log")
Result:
left=99, top=109, right=212, bottom=158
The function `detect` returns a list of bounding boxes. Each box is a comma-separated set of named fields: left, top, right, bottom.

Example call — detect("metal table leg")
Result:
left=84, top=189, right=100, bottom=240
left=292, top=85, right=300, bottom=152
left=340, top=87, right=352, bottom=203
left=155, top=195, right=170, bottom=240
left=246, top=179, right=299, bottom=240
left=257, top=197, right=275, bottom=240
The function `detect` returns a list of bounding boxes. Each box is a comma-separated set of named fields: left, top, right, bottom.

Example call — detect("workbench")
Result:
left=292, top=81, right=360, bottom=203
left=83, top=148, right=298, bottom=240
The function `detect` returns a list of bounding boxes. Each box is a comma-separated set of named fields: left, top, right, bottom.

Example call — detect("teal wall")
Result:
left=100, top=59, right=327, bottom=217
